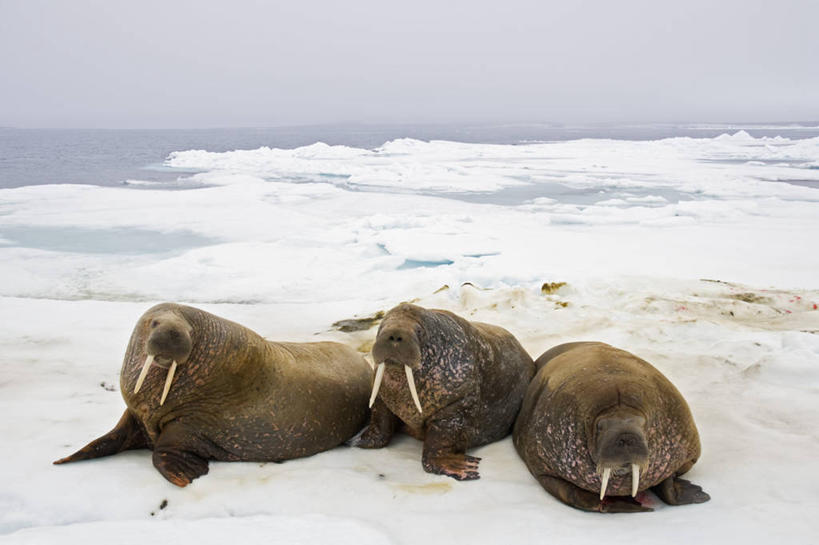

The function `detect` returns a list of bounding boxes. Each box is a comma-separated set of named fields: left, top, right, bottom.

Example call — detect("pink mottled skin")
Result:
left=355, top=303, right=535, bottom=481
left=514, top=342, right=709, bottom=513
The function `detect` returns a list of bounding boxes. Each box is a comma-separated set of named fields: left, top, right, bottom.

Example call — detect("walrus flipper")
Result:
left=53, top=409, right=149, bottom=464
left=652, top=476, right=710, bottom=505
left=421, top=405, right=481, bottom=481
left=535, top=474, right=653, bottom=513
left=351, top=398, right=399, bottom=449
left=151, top=420, right=211, bottom=487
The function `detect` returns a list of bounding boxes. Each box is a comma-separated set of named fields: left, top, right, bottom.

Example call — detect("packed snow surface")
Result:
left=1, top=134, right=817, bottom=543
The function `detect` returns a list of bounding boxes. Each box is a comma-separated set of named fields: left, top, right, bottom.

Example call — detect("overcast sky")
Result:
left=1, top=0, right=817, bottom=128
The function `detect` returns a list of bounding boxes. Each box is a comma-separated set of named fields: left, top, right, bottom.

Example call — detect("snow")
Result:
left=1, top=133, right=818, bottom=543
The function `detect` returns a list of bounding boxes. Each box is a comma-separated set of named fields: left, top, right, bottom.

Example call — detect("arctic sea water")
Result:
left=2, top=123, right=819, bottom=189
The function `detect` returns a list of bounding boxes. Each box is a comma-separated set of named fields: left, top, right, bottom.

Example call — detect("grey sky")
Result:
left=1, top=0, right=817, bottom=128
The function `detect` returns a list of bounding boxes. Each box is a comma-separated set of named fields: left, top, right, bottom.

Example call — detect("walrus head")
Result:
left=369, top=304, right=424, bottom=414
left=133, top=309, right=193, bottom=406
left=590, top=406, right=650, bottom=499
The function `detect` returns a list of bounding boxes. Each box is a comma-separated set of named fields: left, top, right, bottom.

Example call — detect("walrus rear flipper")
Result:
left=652, top=475, right=711, bottom=505
left=53, top=409, right=149, bottom=465
left=351, top=398, right=399, bottom=449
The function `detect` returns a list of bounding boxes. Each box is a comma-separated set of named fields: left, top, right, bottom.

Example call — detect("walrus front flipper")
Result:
left=352, top=398, right=399, bottom=449
left=535, top=474, right=653, bottom=513
left=652, top=476, right=710, bottom=505
left=54, top=409, right=149, bottom=465
left=152, top=421, right=210, bottom=487
left=421, top=410, right=481, bottom=481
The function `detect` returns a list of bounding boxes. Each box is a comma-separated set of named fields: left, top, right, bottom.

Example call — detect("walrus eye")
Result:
left=151, top=320, right=159, bottom=329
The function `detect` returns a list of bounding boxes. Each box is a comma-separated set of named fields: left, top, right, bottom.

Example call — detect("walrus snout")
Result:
left=372, top=327, right=421, bottom=367
left=593, top=416, right=649, bottom=466
left=147, top=322, right=193, bottom=364
left=134, top=311, right=193, bottom=406
left=592, top=413, right=649, bottom=499
left=370, top=327, right=423, bottom=414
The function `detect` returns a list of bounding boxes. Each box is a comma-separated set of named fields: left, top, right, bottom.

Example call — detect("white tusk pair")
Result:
left=367, top=361, right=423, bottom=415
left=133, top=353, right=177, bottom=406
left=599, top=464, right=641, bottom=500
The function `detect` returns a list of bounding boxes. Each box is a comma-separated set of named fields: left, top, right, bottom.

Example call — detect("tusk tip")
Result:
left=159, top=360, right=177, bottom=406
left=404, top=365, right=423, bottom=414
left=600, top=467, right=611, bottom=500
left=134, top=354, right=154, bottom=394
left=368, top=362, right=385, bottom=409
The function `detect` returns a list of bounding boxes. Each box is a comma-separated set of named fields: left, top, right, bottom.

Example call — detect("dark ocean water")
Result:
left=1, top=123, right=818, bottom=189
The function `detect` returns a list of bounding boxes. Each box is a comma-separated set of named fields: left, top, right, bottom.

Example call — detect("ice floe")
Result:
left=0, top=132, right=817, bottom=543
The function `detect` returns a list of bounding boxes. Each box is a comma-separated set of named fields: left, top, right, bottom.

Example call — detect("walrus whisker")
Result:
left=134, top=354, right=154, bottom=394
left=631, top=463, right=640, bottom=497
left=600, top=467, right=611, bottom=500
left=159, top=360, right=177, bottom=406
left=369, top=362, right=385, bottom=407
left=404, top=365, right=423, bottom=414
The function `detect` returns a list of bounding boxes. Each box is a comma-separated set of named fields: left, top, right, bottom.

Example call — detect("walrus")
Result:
left=354, top=303, right=535, bottom=480
left=54, top=303, right=372, bottom=487
left=513, top=342, right=710, bottom=513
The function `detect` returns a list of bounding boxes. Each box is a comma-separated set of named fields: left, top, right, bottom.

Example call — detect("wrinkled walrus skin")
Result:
left=355, top=303, right=535, bottom=480
left=54, top=303, right=372, bottom=487
left=513, top=342, right=710, bottom=513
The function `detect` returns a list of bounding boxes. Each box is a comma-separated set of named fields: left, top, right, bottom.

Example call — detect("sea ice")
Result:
left=0, top=132, right=817, bottom=543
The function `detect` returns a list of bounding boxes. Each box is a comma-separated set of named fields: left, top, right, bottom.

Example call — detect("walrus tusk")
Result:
left=405, top=365, right=423, bottom=414
left=134, top=354, right=154, bottom=394
left=160, top=360, right=177, bottom=406
left=631, top=463, right=640, bottom=497
left=369, top=362, right=385, bottom=407
left=600, top=467, right=611, bottom=500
